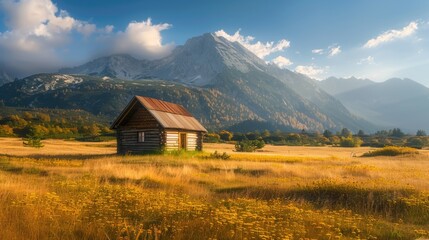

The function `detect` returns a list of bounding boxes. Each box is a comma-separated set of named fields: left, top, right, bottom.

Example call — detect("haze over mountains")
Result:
left=319, top=77, right=429, bottom=132
left=0, top=33, right=373, bottom=132
left=319, top=77, right=375, bottom=95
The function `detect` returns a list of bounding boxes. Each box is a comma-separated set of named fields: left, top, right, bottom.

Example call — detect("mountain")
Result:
left=0, top=69, right=14, bottom=86
left=60, top=33, right=267, bottom=86
left=3, top=33, right=374, bottom=132
left=142, top=33, right=267, bottom=86
left=60, top=54, right=151, bottom=80
left=334, top=78, right=429, bottom=132
left=319, top=77, right=375, bottom=95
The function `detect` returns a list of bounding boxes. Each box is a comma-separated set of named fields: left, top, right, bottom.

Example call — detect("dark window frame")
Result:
left=138, top=132, right=145, bottom=142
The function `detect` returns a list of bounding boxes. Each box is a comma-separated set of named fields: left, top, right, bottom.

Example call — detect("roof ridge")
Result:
left=135, top=95, right=192, bottom=116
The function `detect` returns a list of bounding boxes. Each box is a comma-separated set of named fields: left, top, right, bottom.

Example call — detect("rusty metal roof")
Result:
left=136, top=96, right=192, bottom=116
left=111, top=95, right=207, bottom=132
left=150, top=110, right=207, bottom=132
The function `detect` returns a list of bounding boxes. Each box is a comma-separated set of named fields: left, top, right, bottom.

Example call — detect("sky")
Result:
left=0, top=0, right=429, bottom=86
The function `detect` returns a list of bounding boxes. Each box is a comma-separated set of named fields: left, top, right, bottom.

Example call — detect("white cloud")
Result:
left=0, top=0, right=76, bottom=48
left=215, top=29, right=290, bottom=59
left=103, top=25, right=114, bottom=34
left=311, top=45, right=341, bottom=57
left=328, top=45, right=341, bottom=57
left=0, top=0, right=102, bottom=73
left=0, top=0, right=174, bottom=74
left=113, top=18, right=174, bottom=59
left=357, top=56, right=374, bottom=65
left=364, top=21, right=418, bottom=48
left=75, top=22, right=96, bottom=37
left=295, top=65, right=325, bottom=79
left=271, top=56, right=293, bottom=69
left=312, top=49, right=324, bottom=54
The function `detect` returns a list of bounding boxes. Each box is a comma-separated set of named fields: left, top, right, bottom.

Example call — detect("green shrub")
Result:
left=406, top=137, right=428, bottom=149
left=339, top=137, right=362, bottom=147
left=235, top=139, right=265, bottom=152
left=363, top=146, right=418, bottom=157
left=204, top=133, right=220, bottom=143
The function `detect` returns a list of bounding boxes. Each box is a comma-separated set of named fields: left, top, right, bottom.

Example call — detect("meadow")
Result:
left=1, top=138, right=429, bottom=239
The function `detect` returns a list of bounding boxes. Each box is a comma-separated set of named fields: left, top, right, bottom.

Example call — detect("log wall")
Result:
left=117, top=129, right=161, bottom=154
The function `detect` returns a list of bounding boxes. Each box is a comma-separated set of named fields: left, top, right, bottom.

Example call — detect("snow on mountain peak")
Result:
left=59, top=33, right=270, bottom=86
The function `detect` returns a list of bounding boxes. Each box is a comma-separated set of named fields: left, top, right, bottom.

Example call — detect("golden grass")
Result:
left=1, top=138, right=429, bottom=239
left=0, top=137, right=116, bottom=156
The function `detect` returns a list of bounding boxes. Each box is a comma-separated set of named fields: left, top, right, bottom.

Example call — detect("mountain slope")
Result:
left=335, top=78, right=429, bottom=132
left=60, top=54, right=151, bottom=80
left=319, top=77, right=375, bottom=95
left=266, top=66, right=371, bottom=131
left=0, top=69, right=14, bottom=86
left=0, top=72, right=374, bottom=132
left=0, top=74, right=259, bottom=129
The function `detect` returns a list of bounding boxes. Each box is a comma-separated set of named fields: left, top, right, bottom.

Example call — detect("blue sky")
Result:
left=1, top=0, right=429, bottom=86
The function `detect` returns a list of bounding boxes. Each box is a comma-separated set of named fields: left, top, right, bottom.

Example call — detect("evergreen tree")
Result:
left=323, top=130, right=333, bottom=138
left=416, top=130, right=427, bottom=136
left=340, top=128, right=352, bottom=137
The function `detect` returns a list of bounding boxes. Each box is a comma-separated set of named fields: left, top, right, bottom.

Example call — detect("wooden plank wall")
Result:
left=118, top=129, right=160, bottom=153
left=186, top=133, right=198, bottom=151
left=165, top=131, right=200, bottom=151
left=165, top=131, right=179, bottom=151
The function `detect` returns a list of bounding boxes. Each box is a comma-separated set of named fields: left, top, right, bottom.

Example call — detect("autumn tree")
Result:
left=219, top=130, right=233, bottom=141
left=0, top=124, right=14, bottom=136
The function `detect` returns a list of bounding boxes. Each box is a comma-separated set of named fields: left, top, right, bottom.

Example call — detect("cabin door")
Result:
left=180, top=133, right=187, bottom=150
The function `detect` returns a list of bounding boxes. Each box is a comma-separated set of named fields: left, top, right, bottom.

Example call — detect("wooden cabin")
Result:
left=110, top=96, right=207, bottom=154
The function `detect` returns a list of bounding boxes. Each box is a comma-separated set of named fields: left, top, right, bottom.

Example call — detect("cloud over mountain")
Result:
left=271, top=56, right=293, bottom=69
left=215, top=29, right=290, bottom=59
left=111, top=18, right=174, bottom=60
left=295, top=65, right=325, bottom=79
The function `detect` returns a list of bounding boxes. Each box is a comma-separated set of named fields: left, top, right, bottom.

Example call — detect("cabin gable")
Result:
left=120, top=106, right=160, bottom=130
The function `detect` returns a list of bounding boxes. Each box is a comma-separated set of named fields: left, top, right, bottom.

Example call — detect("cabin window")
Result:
left=138, top=132, right=145, bottom=142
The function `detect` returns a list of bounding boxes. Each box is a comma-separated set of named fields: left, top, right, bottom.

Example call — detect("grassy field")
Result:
left=1, top=138, right=429, bottom=239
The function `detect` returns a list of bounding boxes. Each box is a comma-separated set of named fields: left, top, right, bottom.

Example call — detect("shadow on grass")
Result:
left=99, top=176, right=164, bottom=188
left=0, top=153, right=118, bottom=160
left=0, top=158, right=49, bottom=176
left=215, top=183, right=428, bottom=225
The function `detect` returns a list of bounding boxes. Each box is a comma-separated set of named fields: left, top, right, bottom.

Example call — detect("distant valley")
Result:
left=319, top=77, right=429, bottom=132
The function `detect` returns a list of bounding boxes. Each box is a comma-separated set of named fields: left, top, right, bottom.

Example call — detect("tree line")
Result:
left=204, top=128, right=429, bottom=149
left=0, top=109, right=113, bottom=141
